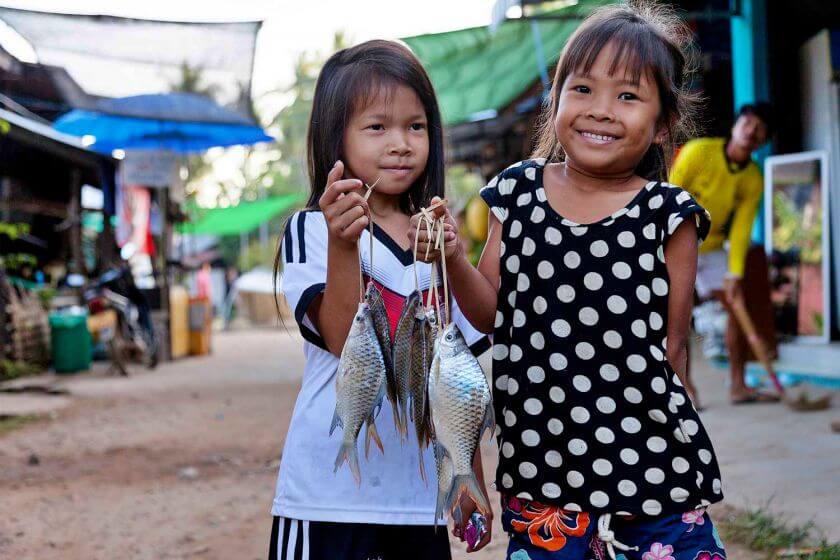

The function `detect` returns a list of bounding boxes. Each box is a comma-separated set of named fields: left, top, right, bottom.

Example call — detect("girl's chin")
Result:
left=563, top=152, right=640, bottom=176
left=365, top=181, right=413, bottom=197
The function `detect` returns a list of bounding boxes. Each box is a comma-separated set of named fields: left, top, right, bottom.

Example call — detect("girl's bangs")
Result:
left=344, top=69, right=403, bottom=117
left=566, top=24, right=665, bottom=87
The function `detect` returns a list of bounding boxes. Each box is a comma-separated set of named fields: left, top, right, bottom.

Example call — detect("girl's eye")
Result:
left=618, top=92, right=638, bottom=101
left=573, top=85, right=591, bottom=94
left=368, top=124, right=384, bottom=131
left=410, top=123, right=426, bottom=131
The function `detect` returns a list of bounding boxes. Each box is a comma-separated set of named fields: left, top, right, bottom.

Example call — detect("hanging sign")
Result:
left=121, top=150, right=177, bottom=188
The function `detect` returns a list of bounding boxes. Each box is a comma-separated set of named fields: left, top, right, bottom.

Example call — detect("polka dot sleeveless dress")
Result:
left=480, top=159, right=723, bottom=517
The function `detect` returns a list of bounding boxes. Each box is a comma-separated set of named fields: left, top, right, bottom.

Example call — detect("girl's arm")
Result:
left=309, top=161, right=371, bottom=356
left=409, top=203, right=500, bottom=333
left=448, top=211, right=501, bottom=333
left=664, top=220, right=699, bottom=380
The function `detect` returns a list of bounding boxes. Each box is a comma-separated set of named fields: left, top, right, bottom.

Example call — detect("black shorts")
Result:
left=268, top=516, right=452, bottom=560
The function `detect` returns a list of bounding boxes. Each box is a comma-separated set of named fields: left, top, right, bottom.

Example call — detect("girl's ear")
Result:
left=653, top=121, right=669, bottom=145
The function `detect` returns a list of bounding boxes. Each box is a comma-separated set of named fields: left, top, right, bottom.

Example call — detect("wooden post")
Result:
left=69, top=169, right=84, bottom=274
left=161, top=187, right=172, bottom=319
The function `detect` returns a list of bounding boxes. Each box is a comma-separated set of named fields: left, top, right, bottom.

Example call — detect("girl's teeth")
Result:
left=583, top=132, right=615, bottom=141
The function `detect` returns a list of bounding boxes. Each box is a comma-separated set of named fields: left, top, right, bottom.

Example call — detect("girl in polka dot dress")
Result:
left=411, top=3, right=727, bottom=560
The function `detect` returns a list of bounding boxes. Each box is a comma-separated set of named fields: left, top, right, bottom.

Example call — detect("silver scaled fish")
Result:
left=393, top=290, right=421, bottom=438
left=365, top=282, right=400, bottom=428
left=330, top=300, right=387, bottom=485
left=409, top=304, right=434, bottom=481
left=427, top=322, right=494, bottom=521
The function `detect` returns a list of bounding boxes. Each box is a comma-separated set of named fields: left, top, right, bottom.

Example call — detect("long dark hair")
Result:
left=532, top=1, right=700, bottom=182
left=273, top=40, right=445, bottom=316
left=304, top=39, right=445, bottom=212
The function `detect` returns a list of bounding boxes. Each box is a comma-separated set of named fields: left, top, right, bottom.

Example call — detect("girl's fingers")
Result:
left=319, top=161, right=345, bottom=206
left=331, top=191, right=368, bottom=215
left=320, top=177, right=363, bottom=208
left=340, top=215, right=369, bottom=239
left=472, top=530, right=492, bottom=552
left=327, top=160, right=344, bottom=187
left=415, top=249, right=440, bottom=263
left=332, top=204, right=367, bottom=232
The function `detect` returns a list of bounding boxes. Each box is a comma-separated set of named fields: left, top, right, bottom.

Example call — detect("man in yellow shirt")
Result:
left=670, top=103, right=775, bottom=405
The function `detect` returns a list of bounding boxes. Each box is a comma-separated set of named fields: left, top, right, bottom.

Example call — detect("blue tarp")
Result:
left=53, top=93, right=273, bottom=154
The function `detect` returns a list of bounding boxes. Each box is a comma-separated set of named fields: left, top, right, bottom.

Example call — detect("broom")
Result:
left=729, top=297, right=831, bottom=411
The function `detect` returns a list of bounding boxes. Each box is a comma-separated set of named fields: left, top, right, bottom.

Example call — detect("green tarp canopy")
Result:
left=402, top=0, right=611, bottom=126
left=177, top=194, right=303, bottom=236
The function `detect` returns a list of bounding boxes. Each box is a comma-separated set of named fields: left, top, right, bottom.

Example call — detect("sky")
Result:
left=0, top=0, right=496, bottom=95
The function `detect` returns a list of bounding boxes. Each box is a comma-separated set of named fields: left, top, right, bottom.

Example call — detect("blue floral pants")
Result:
left=501, top=496, right=727, bottom=560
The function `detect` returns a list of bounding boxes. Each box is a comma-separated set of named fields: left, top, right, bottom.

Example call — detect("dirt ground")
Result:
left=0, top=329, right=766, bottom=559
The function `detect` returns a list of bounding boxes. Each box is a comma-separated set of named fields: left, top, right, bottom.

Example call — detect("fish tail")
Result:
left=435, top=482, right=447, bottom=528
left=447, top=474, right=491, bottom=519
left=329, top=408, right=342, bottom=437
left=333, top=440, right=361, bottom=486
left=364, top=417, right=384, bottom=457
left=418, top=451, right=427, bottom=485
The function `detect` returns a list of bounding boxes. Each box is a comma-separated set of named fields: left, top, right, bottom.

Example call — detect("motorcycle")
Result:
left=71, top=265, right=157, bottom=376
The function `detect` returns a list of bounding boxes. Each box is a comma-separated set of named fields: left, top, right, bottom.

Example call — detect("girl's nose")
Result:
left=389, top=132, right=412, bottom=155
left=586, top=97, right=616, bottom=121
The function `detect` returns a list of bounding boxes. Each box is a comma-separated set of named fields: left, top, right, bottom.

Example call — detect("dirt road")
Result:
left=1, top=330, right=302, bottom=559
left=0, top=329, right=784, bottom=559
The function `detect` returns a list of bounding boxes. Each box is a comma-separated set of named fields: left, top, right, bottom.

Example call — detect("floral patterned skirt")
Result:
left=501, top=496, right=726, bottom=560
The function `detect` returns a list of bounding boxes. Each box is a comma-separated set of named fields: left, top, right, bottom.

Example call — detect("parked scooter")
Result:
left=69, top=264, right=157, bottom=376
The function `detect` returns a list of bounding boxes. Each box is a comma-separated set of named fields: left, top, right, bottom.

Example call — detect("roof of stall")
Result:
left=402, top=0, right=610, bottom=126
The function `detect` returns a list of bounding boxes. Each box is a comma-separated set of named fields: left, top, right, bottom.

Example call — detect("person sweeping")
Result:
left=669, top=102, right=779, bottom=406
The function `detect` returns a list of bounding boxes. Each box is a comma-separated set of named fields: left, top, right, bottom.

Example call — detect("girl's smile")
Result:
left=577, top=129, right=622, bottom=145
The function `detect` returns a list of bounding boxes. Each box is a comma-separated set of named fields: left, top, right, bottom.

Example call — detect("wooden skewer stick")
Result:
left=362, top=176, right=381, bottom=201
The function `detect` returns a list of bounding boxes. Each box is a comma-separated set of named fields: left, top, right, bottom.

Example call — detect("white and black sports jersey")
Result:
left=480, top=159, right=723, bottom=517
left=273, top=210, right=489, bottom=525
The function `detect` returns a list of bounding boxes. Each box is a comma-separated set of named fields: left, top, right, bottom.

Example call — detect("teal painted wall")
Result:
left=730, top=0, right=770, bottom=242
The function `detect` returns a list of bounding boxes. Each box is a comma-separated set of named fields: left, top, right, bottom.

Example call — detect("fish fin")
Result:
left=447, top=474, right=491, bottom=519
left=371, top=377, right=387, bottom=419
left=384, top=366, right=401, bottom=432
left=333, top=440, right=361, bottom=486
left=328, top=407, right=343, bottom=436
left=421, top=367, right=433, bottom=446
left=480, top=401, right=495, bottom=440
left=433, top=443, right=447, bottom=524
left=365, top=417, right=384, bottom=457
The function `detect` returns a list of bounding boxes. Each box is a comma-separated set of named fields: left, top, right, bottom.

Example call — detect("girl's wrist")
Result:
left=448, top=243, right=471, bottom=273
left=328, top=233, right=358, bottom=253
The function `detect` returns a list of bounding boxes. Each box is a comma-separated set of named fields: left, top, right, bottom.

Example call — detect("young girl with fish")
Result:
left=413, top=3, right=728, bottom=559
left=270, top=40, right=491, bottom=560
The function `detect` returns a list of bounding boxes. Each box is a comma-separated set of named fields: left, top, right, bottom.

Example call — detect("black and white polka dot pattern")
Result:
left=480, top=159, right=721, bottom=517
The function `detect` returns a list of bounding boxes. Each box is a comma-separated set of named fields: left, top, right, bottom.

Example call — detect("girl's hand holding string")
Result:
left=409, top=196, right=462, bottom=263
left=318, top=160, right=370, bottom=248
